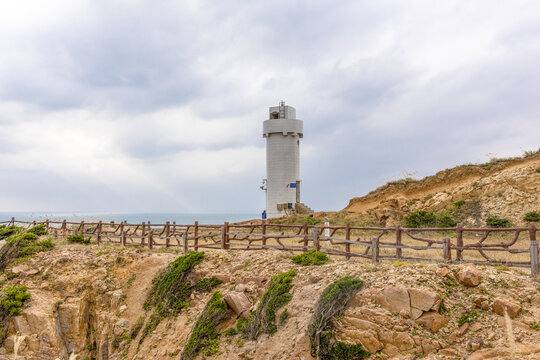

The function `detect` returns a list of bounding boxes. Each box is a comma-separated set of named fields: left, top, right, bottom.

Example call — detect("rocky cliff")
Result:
left=1, top=232, right=540, bottom=360
left=342, top=150, right=540, bottom=226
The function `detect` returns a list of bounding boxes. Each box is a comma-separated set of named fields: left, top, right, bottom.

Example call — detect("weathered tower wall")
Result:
left=263, top=103, right=303, bottom=218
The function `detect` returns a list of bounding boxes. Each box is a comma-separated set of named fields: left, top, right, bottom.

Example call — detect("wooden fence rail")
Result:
left=1, top=217, right=538, bottom=276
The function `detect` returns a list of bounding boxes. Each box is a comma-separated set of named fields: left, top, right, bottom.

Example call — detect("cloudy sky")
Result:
left=1, top=1, right=539, bottom=214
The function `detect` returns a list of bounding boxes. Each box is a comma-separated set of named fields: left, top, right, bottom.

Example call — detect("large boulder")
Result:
left=416, top=311, right=448, bottom=332
left=223, top=291, right=252, bottom=317
left=492, top=298, right=521, bottom=318
left=457, top=264, right=482, bottom=287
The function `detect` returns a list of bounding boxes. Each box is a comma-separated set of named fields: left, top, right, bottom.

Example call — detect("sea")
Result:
left=0, top=212, right=259, bottom=225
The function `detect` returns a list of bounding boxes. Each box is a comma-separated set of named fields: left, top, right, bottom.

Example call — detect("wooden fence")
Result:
left=1, top=218, right=538, bottom=276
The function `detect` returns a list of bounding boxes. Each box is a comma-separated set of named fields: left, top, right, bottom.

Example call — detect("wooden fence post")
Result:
left=262, top=220, right=267, bottom=247
left=313, top=227, right=320, bottom=251
left=80, top=220, right=85, bottom=235
left=141, top=222, right=146, bottom=246
left=194, top=221, right=199, bottom=251
left=303, top=222, right=309, bottom=251
left=165, top=221, right=170, bottom=248
left=10, top=217, right=14, bottom=226
left=148, top=226, right=153, bottom=250
left=45, top=219, right=49, bottom=231
left=345, top=224, right=351, bottom=260
left=97, top=221, right=102, bottom=245
left=183, top=231, right=188, bottom=253
left=62, top=220, right=67, bottom=237
left=456, top=223, right=463, bottom=261
left=530, top=224, right=538, bottom=277
left=221, top=222, right=229, bottom=250
left=443, top=238, right=451, bottom=263
left=371, top=238, right=379, bottom=263
left=396, top=225, right=402, bottom=259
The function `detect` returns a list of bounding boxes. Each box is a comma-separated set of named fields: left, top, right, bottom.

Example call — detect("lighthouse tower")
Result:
left=262, top=101, right=312, bottom=218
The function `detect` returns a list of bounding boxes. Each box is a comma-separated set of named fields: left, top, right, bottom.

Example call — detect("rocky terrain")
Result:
left=339, top=150, right=540, bottom=226
left=1, top=231, right=540, bottom=360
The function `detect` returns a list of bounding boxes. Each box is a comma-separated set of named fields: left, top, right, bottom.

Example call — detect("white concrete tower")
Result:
left=262, top=101, right=304, bottom=218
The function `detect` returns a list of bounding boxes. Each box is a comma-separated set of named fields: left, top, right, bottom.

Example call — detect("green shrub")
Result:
left=140, top=252, right=220, bottom=344
left=291, top=249, right=328, bottom=266
left=536, top=168, right=540, bottom=173
left=524, top=211, right=540, bottom=222
left=403, top=211, right=437, bottom=228
left=530, top=321, right=540, bottom=331
left=66, top=234, right=91, bottom=244
left=0, top=226, right=19, bottom=240
left=305, top=216, right=320, bottom=225
left=181, top=291, right=229, bottom=359
left=437, top=213, right=457, bottom=227
left=403, top=211, right=456, bottom=228
left=0, top=285, right=31, bottom=317
left=223, top=328, right=237, bottom=336
left=486, top=217, right=511, bottom=228
left=27, top=224, right=47, bottom=236
left=240, top=270, right=296, bottom=340
left=0, top=284, right=31, bottom=345
left=453, top=200, right=466, bottom=208
left=308, top=277, right=366, bottom=359
left=0, top=229, right=55, bottom=271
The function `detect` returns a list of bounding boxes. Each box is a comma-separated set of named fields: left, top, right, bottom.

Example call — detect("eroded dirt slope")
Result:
left=343, top=151, right=540, bottom=226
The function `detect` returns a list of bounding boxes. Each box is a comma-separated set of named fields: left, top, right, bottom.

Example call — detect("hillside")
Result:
left=0, top=226, right=540, bottom=360
left=342, top=150, right=540, bottom=226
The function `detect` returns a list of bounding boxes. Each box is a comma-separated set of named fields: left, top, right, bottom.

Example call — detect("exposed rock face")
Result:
left=2, top=243, right=540, bottom=360
left=376, top=287, right=442, bottom=320
left=458, top=264, right=482, bottom=287
left=492, top=298, right=522, bottom=318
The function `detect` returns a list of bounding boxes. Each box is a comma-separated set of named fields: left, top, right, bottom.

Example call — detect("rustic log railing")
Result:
left=1, top=217, right=538, bottom=276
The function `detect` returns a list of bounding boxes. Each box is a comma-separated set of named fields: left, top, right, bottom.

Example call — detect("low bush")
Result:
left=403, top=211, right=457, bottom=228
left=239, top=270, right=296, bottom=340
left=291, top=250, right=328, bottom=266
left=486, top=217, right=511, bottom=228
left=140, top=252, right=220, bottom=344
left=181, top=291, right=229, bottom=359
left=524, top=211, right=540, bottom=222
left=0, top=285, right=31, bottom=344
left=0, top=228, right=54, bottom=271
left=437, top=213, right=457, bottom=228
left=308, top=277, right=367, bottom=359
left=0, top=226, right=19, bottom=240
left=305, top=216, right=320, bottom=225
left=453, top=200, right=466, bottom=208
left=66, top=234, right=91, bottom=244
